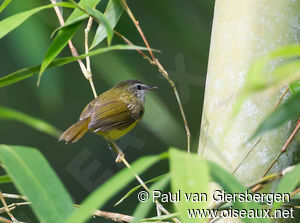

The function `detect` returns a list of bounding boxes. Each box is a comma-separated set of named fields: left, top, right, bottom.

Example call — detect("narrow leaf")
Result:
left=0, top=45, right=149, bottom=88
left=0, top=175, right=11, bottom=184
left=169, top=148, right=209, bottom=223
left=90, top=0, right=123, bottom=49
left=289, top=80, right=300, bottom=95
left=38, top=0, right=102, bottom=85
left=115, top=173, right=168, bottom=206
left=0, top=145, right=74, bottom=223
left=64, top=153, right=168, bottom=223
left=84, top=6, right=113, bottom=45
left=38, top=22, right=80, bottom=85
left=272, top=164, right=300, bottom=211
left=51, top=14, right=88, bottom=38
left=0, top=0, right=12, bottom=13
left=232, top=45, right=300, bottom=117
left=0, top=2, right=75, bottom=39
left=0, top=106, right=61, bottom=138
left=132, top=174, right=170, bottom=223
left=250, top=93, right=300, bottom=140
left=208, top=161, right=270, bottom=223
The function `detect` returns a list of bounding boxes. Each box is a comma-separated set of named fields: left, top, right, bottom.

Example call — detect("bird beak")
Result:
left=148, top=86, right=158, bottom=90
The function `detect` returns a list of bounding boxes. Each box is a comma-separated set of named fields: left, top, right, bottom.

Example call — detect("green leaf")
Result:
left=38, top=22, right=80, bottom=85
left=207, top=160, right=270, bottom=223
left=0, top=106, right=61, bottom=138
left=0, top=0, right=12, bottom=13
left=232, top=45, right=300, bottom=117
left=0, top=2, right=75, bottom=39
left=64, top=153, right=168, bottom=223
left=0, top=145, right=74, bottom=223
left=0, top=175, right=11, bottom=184
left=115, top=173, right=168, bottom=206
left=250, top=93, right=300, bottom=140
left=51, top=14, right=89, bottom=38
left=84, top=6, right=113, bottom=46
left=0, top=44, right=148, bottom=88
left=142, top=213, right=178, bottom=222
left=38, top=0, right=102, bottom=85
left=272, top=164, right=300, bottom=211
left=169, top=148, right=209, bottom=223
left=289, top=80, right=300, bottom=95
left=90, top=0, right=123, bottom=49
left=132, top=174, right=170, bottom=223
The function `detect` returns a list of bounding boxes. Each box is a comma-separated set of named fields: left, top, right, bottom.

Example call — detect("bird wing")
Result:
left=87, top=99, right=143, bottom=133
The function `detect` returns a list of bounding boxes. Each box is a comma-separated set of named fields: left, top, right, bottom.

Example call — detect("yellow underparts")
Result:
left=94, top=120, right=139, bottom=140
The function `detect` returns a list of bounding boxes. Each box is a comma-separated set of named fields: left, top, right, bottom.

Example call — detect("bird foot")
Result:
left=115, top=152, right=125, bottom=163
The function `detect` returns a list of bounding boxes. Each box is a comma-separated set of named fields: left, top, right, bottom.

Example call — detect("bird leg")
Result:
left=108, top=140, right=125, bottom=163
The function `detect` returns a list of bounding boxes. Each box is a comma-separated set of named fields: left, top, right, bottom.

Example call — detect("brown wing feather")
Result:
left=88, top=100, right=141, bottom=132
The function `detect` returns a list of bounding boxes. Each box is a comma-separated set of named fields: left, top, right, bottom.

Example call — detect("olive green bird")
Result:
left=59, top=80, right=157, bottom=156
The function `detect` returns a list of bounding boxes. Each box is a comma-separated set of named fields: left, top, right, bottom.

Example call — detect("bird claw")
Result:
left=115, top=153, right=125, bottom=163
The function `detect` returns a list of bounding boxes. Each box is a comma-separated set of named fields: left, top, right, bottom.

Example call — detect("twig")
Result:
left=232, top=87, right=290, bottom=175
left=50, top=0, right=97, bottom=98
left=0, top=202, right=31, bottom=214
left=0, top=216, right=12, bottom=223
left=120, top=0, right=191, bottom=153
left=1, top=194, right=26, bottom=201
left=207, top=165, right=295, bottom=223
left=109, top=142, right=181, bottom=223
left=74, top=204, right=133, bottom=223
left=263, top=118, right=300, bottom=177
left=0, top=191, right=16, bottom=222
left=84, top=16, right=97, bottom=98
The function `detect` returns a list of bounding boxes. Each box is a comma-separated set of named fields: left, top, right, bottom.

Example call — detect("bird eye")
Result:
left=136, top=84, right=142, bottom=90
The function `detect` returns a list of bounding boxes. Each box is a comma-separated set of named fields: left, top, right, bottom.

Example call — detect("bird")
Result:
left=59, top=80, right=157, bottom=161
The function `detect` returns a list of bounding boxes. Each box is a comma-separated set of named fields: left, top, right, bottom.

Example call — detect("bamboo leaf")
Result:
left=0, top=0, right=12, bottom=13
left=272, top=164, right=300, bottom=211
left=38, top=22, right=80, bottom=85
left=0, top=145, right=74, bottom=223
left=84, top=6, right=113, bottom=46
left=289, top=80, right=300, bottom=95
left=250, top=93, right=300, bottom=140
left=64, top=153, right=168, bottom=223
left=207, top=160, right=271, bottom=223
left=0, top=44, right=148, bottom=88
left=0, top=106, right=61, bottom=138
left=0, top=2, right=75, bottom=39
left=169, top=148, right=209, bottom=223
left=38, top=0, right=102, bottom=85
left=115, top=173, right=167, bottom=206
left=90, top=0, right=123, bottom=49
left=51, top=14, right=89, bottom=38
left=132, top=174, right=170, bottom=223
left=0, top=175, right=11, bottom=184
left=232, top=45, right=300, bottom=117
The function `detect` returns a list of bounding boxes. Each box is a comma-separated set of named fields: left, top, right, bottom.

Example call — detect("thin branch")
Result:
left=109, top=141, right=181, bottom=223
left=0, top=191, right=16, bottom=222
left=263, top=117, right=300, bottom=177
left=74, top=204, right=133, bottom=223
left=119, top=0, right=191, bottom=153
left=1, top=194, right=26, bottom=201
left=84, top=16, right=98, bottom=98
left=0, top=216, right=12, bottom=223
left=232, top=87, right=290, bottom=175
left=50, top=0, right=97, bottom=98
left=0, top=202, right=31, bottom=214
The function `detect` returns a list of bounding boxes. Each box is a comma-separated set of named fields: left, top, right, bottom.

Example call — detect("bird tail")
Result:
left=59, top=118, right=90, bottom=144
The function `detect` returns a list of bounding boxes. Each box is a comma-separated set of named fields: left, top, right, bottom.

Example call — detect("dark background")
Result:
left=0, top=0, right=214, bottom=221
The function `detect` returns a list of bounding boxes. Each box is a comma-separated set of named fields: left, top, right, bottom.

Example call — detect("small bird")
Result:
left=59, top=80, right=157, bottom=160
